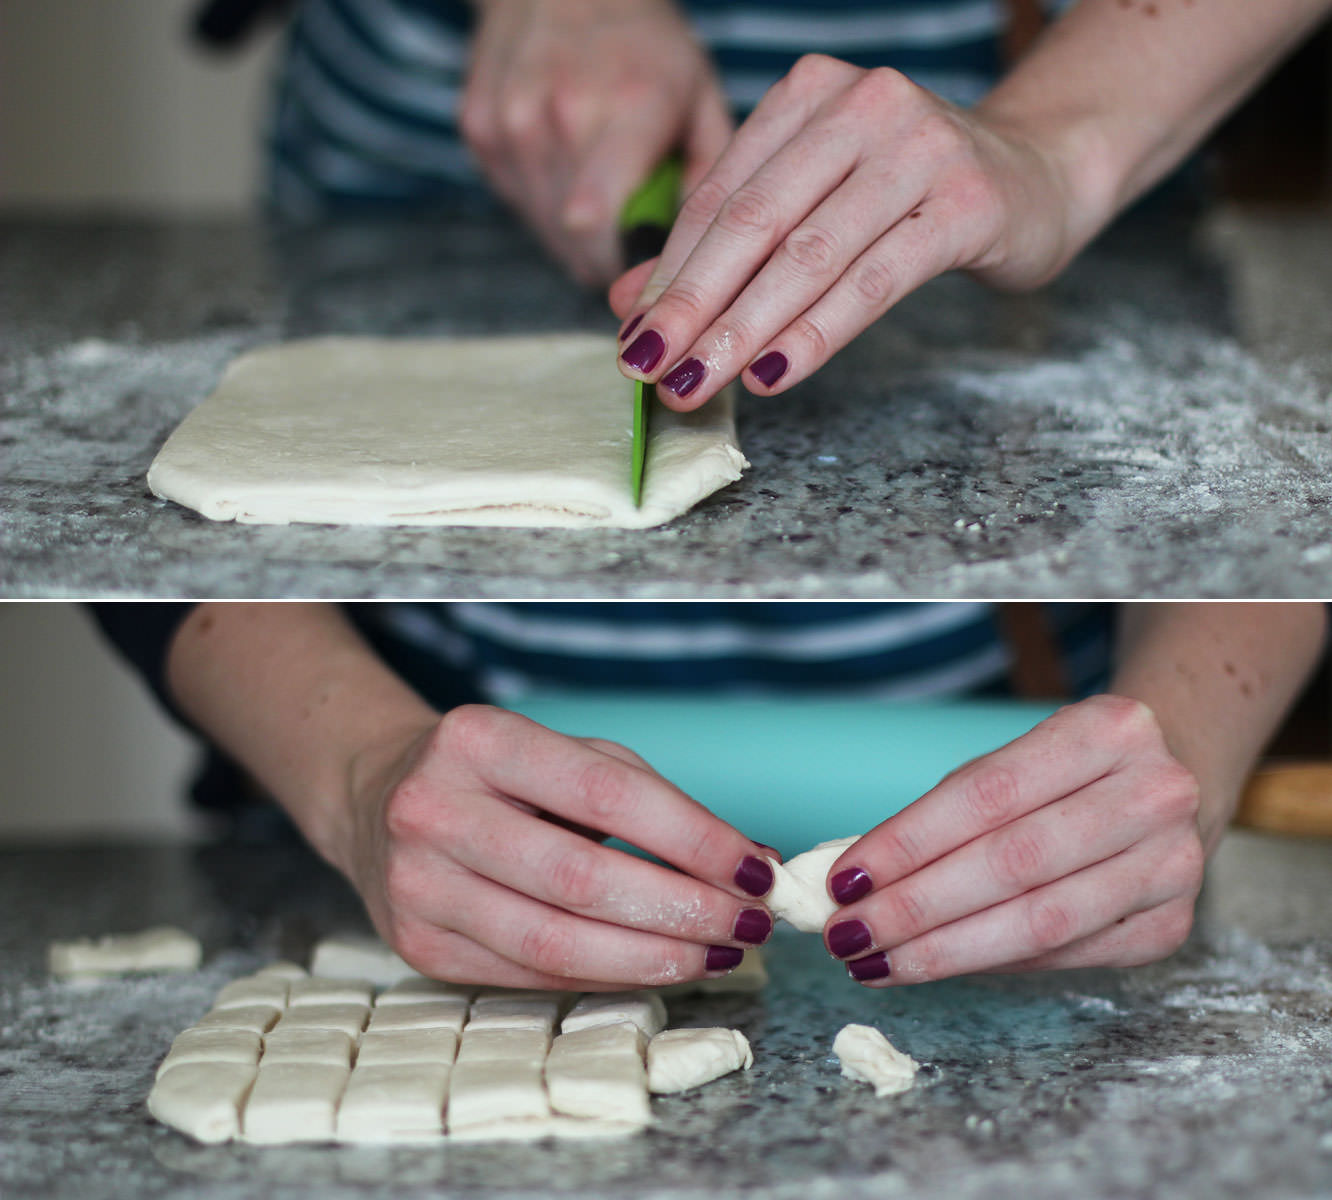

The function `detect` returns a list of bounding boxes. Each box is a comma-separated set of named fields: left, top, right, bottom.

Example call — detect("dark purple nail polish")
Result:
left=733, top=908, right=773, bottom=945
left=831, top=867, right=873, bottom=905
left=847, top=951, right=892, bottom=982
left=827, top=919, right=873, bottom=960
left=706, top=945, right=745, bottom=973
left=734, top=855, right=774, bottom=897
left=621, top=329, right=665, bottom=374
left=619, top=313, right=643, bottom=342
left=660, top=357, right=705, bottom=399
left=749, top=350, right=788, bottom=388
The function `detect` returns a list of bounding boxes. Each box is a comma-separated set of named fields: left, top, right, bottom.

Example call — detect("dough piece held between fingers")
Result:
left=833, top=1024, right=919, bottom=1097
left=147, top=335, right=748, bottom=529
left=766, top=837, right=860, bottom=933
left=647, top=1027, right=753, bottom=1093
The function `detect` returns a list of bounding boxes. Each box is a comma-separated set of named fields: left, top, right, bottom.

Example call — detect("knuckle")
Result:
left=906, top=933, right=950, bottom=983
left=458, top=97, right=494, bottom=151
left=867, top=827, right=924, bottom=880
left=435, top=703, right=500, bottom=764
left=545, top=845, right=608, bottom=910
left=782, top=224, right=841, bottom=277
left=851, top=66, right=913, bottom=108
left=518, top=920, right=579, bottom=975
left=717, top=185, right=783, bottom=239
left=786, top=53, right=850, bottom=91
left=1157, top=902, right=1196, bottom=955
left=383, top=777, right=441, bottom=845
left=880, top=883, right=930, bottom=939
left=989, top=828, right=1049, bottom=889
left=655, top=276, right=712, bottom=326
left=679, top=176, right=731, bottom=227
left=496, top=97, right=543, bottom=143
left=787, top=313, right=832, bottom=363
left=959, top=763, right=1024, bottom=828
left=1097, top=694, right=1161, bottom=747
left=574, top=759, right=636, bottom=826
left=1025, top=896, right=1077, bottom=952
left=387, top=921, right=434, bottom=976
left=849, top=255, right=902, bottom=309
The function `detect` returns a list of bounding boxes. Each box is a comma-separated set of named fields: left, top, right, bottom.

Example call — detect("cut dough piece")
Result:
left=195, top=1004, right=282, bottom=1035
left=270, top=1003, right=368, bottom=1039
left=561, top=991, right=666, bottom=1038
left=365, top=998, right=468, bottom=1033
left=49, top=926, right=201, bottom=979
left=287, top=976, right=374, bottom=1007
left=832, top=1024, right=918, bottom=1097
left=242, top=1063, right=349, bottom=1143
left=455, top=1028, right=551, bottom=1065
left=253, top=960, right=307, bottom=981
left=376, top=976, right=474, bottom=1006
left=309, top=934, right=416, bottom=986
left=356, top=1028, right=458, bottom=1068
left=446, top=1058, right=550, bottom=1130
left=336, top=1064, right=451, bottom=1143
left=213, top=974, right=290, bottom=1010
left=449, top=1116, right=646, bottom=1142
left=148, top=1062, right=256, bottom=1144
left=647, top=1028, right=752, bottom=1093
left=766, top=837, right=859, bottom=933
left=546, top=1025, right=650, bottom=1125
left=157, top=1028, right=262, bottom=1078
left=261, top=1028, right=355, bottom=1067
left=147, top=335, right=748, bottom=529
left=465, top=990, right=566, bottom=1033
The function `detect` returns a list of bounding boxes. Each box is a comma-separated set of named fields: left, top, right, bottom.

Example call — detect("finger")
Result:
left=827, top=698, right=1161, bottom=894
left=983, top=898, right=1197, bottom=973
left=650, top=163, right=926, bottom=408
left=681, top=81, right=735, bottom=193
left=825, top=775, right=1149, bottom=958
left=844, top=838, right=1197, bottom=986
left=610, top=258, right=657, bottom=322
left=428, top=867, right=748, bottom=988
left=448, top=795, right=772, bottom=947
left=427, top=707, right=776, bottom=899
left=620, top=56, right=858, bottom=331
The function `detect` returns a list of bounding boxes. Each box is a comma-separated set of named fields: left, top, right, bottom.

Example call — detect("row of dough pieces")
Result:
left=148, top=959, right=760, bottom=1144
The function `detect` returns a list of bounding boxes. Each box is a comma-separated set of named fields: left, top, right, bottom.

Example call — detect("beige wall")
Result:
left=0, top=605, right=203, bottom=841
left=0, top=0, right=281, bottom=216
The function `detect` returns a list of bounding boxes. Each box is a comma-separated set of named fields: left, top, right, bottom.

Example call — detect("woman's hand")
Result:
left=460, top=0, right=732, bottom=285
left=609, top=53, right=1083, bottom=407
left=342, top=704, right=775, bottom=990
left=818, top=695, right=1205, bottom=984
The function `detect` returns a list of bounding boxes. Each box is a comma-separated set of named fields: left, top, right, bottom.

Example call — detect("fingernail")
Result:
left=733, top=908, right=772, bottom=945
left=619, top=313, right=643, bottom=342
left=706, top=945, right=745, bottom=973
left=827, top=919, right=873, bottom=959
left=831, top=867, right=872, bottom=905
left=847, top=951, right=892, bottom=982
left=734, top=855, right=774, bottom=897
left=749, top=350, right=788, bottom=388
left=660, top=357, right=705, bottom=399
left=621, top=329, right=665, bottom=374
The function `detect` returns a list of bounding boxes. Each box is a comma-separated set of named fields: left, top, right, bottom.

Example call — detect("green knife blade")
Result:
left=620, top=157, right=683, bottom=507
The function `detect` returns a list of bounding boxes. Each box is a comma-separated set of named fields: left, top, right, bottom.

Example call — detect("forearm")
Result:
left=979, top=0, right=1332, bottom=249
left=1109, top=602, right=1326, bottom=853
left=165, top=604, right=438, bottom=872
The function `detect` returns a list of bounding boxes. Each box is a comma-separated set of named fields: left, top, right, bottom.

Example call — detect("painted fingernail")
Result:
left=831, top=867, right=873, bottom=905
left=621, top=329, right=665, bottom=374
left=734, top=855, right=774, bottom=897
left=733, top=908, right=773, bottom=945
left=749, top=350, right=788, bottom=388
left=847, top=951, right=892, bottom=982
left=619, top=313, right=643, bottom=342
left=660, top=357, right=705, bottom=399
left=827, top=919, right=873, bottom=960
left=706, top=945, right=745, bottom=973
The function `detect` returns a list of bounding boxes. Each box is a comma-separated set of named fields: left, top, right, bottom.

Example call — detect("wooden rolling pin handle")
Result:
left=1235, top=762, right=1332, bottom=837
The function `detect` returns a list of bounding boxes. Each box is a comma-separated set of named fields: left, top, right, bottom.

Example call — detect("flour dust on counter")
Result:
left=147, top=335, right=747, bottom=530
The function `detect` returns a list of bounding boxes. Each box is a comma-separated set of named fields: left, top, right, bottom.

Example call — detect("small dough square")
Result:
left=365, top=998, right=468, bottom=1033
left=561, top=991, right=666, bottom=1038
left=287, top=977, right=374, bottom=1007
left=271, top=1003, right=368, bottom=1039
left=148, top=1061, right=256, bottom=1144
left=446, top=1058, right=550, bottom=1130
left=647, top=1027, right=752, bottom=1093
left=465, top=990, right=565, bottom=1033
left=310, top=934, right=417, bottom=987
left=336, top=1064, right=451, bottom=1143
left=455, top=1028, right=551, bottom=1064
left=253, top=960, right=308, bottom=981
left=548, top=1023, right=646, bottom=1061
left=242, top=1063, right=349, bottom=1143
left=376, top=977, right=474, bottom=1006
left=157, top=1028, right=262, bottom=1079
left=546, top=1026, right=650, bottom=1124
left=261, top=1028, right=355, bottom=1067
left=194, top=1004, right=282, bottom=1035
left=356, top=1028, right=458, bottom=1067
left=213, top=974, right=291, bottom=1010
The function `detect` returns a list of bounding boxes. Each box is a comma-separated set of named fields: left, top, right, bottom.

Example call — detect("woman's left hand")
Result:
left=609, top=53, right=1083, bottom=408
left=819, top=695, right=1206, bottom=985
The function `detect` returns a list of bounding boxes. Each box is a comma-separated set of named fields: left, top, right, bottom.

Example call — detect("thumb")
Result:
left=608, top=257, right=658, bottom=320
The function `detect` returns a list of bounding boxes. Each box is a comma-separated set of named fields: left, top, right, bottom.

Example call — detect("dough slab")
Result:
left=147, top=335, right=748, bottom=529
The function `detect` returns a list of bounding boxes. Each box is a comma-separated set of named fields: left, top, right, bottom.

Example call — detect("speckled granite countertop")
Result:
left=2, top=831, right=1330, bottom=1199
left=3, top=206, right=1332, bottom=598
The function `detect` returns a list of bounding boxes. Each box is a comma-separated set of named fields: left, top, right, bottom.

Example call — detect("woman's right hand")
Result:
left=341, top=704, right=775, bottom=989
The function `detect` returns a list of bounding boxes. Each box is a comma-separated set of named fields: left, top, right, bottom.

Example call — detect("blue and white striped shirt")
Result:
left=267, top=0, right=1072, bottom=217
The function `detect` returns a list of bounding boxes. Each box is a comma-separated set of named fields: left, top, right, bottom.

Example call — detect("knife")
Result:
left=619, top=157, right=683, bottom=506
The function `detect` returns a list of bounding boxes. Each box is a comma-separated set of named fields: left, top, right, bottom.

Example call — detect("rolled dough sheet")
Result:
left=147, top=334, right=748, bottom=529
